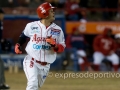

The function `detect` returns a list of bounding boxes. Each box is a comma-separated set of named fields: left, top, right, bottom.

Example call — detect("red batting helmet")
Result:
left=37, top=2, right=56, bottom=18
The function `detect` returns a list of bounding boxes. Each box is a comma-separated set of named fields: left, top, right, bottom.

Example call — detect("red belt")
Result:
left=32, top=58, right=49, bottom=66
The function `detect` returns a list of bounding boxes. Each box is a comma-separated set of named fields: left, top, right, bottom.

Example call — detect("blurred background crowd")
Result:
left=1, top=0, right=120, bottom=72
left=0, top=0, right=120, bottom=21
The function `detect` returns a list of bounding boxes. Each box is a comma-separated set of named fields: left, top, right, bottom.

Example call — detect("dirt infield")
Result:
left=5, top=70, right=120, bottom=90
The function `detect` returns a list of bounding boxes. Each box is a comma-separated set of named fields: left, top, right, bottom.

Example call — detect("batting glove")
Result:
left=46, top=36, right=56, bottom=47
left=15, top=43, right=22, bottom=54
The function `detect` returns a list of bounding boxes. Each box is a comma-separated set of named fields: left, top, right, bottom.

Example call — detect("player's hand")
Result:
left=46, top=36, right=56, bottom=47
left=15, top=43, right=22, bottom=54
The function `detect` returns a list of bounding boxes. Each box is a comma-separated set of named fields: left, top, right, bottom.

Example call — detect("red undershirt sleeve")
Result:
left=53, top=44, right=64, bottom=53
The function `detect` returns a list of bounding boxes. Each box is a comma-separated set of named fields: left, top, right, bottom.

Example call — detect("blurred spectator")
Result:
left=59, top=0, right=66, bottom=7
left=66, top=27, right=92, bottom=71
left=79, top=0, right=88, bottom=8
left=7, top=0, right=30, bottom=7
left=114, top=33, right=120, bottom=58
left=0, top=0, right=19, bottom=7
left=21, top=0, right=30, bottom=7
left=1, top=38, right=12, bottom=53
left=0, top=57, right=10, bottom=89
left=115, top=0, right=120, bottom=20
left=28, top=0, right=43, bottom=8
left=7, top=0, right=19, bottom=7
left=51, top=0, right=64, bottom=8
left=0, top=8, right=10, bottom=90
left=88, top=0, right=100, bottom=8
left=64, top=0, right=81, bottom=21
left=79, top=8, right=87, bottom=23
left=0, top=8, right=4, bottom=41
left=87, top=0, right=101, bottom=21
left=93, top=27, right=119, bottom=71
left=0, top=0, right=8, bottom=7
left=45, top=0, right=53, bottom=3
left=99, top=0, right=118, bottom=20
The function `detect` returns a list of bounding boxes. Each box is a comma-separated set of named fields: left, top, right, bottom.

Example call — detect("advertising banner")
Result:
left=66, top=22, right=120, bottom=34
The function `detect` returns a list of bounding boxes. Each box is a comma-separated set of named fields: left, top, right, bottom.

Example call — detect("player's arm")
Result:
left=111, top=39, right=117, bottom=52
left=46, top=30, right=66, bottom=53
left=54, top=30, right=66, bottom=53
left=93, top=36, right=101, bottom=51
left=53, top=43, right=65, bottom=53
left=15, top=33, right=29, bottom=54
left=15, top=23, right=30, bottom=54
left=46, top=36, right=64, bottom=53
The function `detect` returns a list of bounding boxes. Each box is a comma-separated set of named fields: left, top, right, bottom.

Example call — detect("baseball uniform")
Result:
left=93, top=28, right=119, bottom=71
left=21, top=20, right=65, bottom=90
left=15, top=2, right=66, bottom=90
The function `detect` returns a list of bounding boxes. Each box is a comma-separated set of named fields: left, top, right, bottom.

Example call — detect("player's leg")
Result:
left=23, top=55, right=38, bottom=90
left=37, top=64, right=50, bottom=88
left=0, top=58, right=5, bottom=85
left=78, top=57, right=85, bottom=71
left=93, top=52, right=105, bottom=71
left=77, top=50, right=92, bottom=71
left=0, top=57, right=10, bottom=89
left=106, top=53, right=119, bottom=71
left=71, top=48, right=79, bottom=71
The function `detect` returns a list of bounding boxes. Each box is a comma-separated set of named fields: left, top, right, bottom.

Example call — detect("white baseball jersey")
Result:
left=23, top=21, right=66, bottom=63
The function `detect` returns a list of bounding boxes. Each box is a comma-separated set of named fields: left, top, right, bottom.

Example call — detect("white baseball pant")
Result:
left=93, top=51, right=119, bottom=65
left=23, top=55, right=50, bottom=90
left=70, top=50, right=86, bottom=64
left=77, top=50, right=86, bottom=64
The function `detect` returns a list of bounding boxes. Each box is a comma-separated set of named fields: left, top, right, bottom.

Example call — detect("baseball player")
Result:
left=15, top=2, right=65, bottom=90
left=66, top=27, right=92, bottom=71
left=93, top=27, right=119, bottom=71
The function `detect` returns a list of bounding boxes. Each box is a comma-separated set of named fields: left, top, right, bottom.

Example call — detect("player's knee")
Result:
left=93, top=58, right=101, bottom=65
left=27, top=80, right=38, bottom=89
left=112, top=56, right=119, bottom=65
left=78, top=58, right=84, bottom=64
left=113, top=60, right=119, bottom=65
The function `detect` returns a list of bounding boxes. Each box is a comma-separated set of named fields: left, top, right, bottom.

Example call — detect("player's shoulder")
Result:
left=94, top=35, right=103, bottom=40
left=26, top=21, right=38, bottom=26
left=51, top=23, right=62, bottom=31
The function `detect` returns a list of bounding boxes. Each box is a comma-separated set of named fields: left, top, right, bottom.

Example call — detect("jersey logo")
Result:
left=33, top=44, right=51, bottom=50
left=32, top=34, right=46, bottom=43
left=31, top=27, right=38, bottom=30
left=33, top=44, right=42, bottom=50
left=31, top=27, right=40, bottom=34
left=50, top=29, right=60, bottom=36
left=30, top=61, right=34, bottom=68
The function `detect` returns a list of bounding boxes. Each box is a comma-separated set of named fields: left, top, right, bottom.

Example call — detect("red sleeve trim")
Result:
left=54, top=44, right=64, bottom=53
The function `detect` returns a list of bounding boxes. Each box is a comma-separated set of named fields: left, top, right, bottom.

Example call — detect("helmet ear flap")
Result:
left=43, top=13, right=46, bottom=17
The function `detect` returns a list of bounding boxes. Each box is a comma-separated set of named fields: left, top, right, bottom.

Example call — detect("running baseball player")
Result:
left=15, top=2, right=66, bottom=90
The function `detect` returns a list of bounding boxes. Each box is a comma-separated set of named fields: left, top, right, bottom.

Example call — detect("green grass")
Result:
left=5, top=70, right=120, bottom=90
